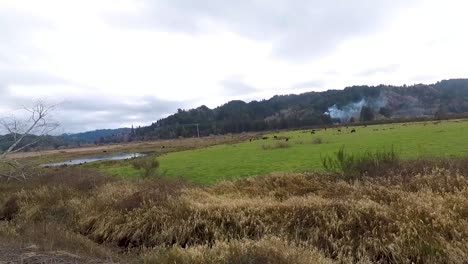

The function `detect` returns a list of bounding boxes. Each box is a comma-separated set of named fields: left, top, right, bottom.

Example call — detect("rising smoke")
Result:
left=325, top=97, right=386, bottom=122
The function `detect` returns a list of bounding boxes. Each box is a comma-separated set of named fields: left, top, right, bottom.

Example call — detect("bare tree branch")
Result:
left=0, top=101, right=59, bottom=181
left=1, top=102, right=57, bottom=159
left=9, top=138, right=45, bottom=154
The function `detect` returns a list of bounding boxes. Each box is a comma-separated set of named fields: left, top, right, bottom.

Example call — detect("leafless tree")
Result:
left=0, top=101, right=59, bottom=181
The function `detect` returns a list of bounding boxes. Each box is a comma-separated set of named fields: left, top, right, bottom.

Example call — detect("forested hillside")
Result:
left=62, top=128, right=132, bottom=144
left=135, top=79, right=468, bottom=139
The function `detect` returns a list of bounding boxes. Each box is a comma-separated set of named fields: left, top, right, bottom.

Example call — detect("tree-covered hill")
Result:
left=62, top=128, right=132, bottom=144
left=135, top=79, right=468, bottom=139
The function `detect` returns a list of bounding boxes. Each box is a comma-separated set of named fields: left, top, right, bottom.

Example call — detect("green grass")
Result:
left=103, top=165, right=141, bottom=179
left=102, top=119, right=468, bottom=184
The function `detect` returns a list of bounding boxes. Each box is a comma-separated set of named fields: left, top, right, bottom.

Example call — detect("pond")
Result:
left=42, top=153, right=146, bottom=167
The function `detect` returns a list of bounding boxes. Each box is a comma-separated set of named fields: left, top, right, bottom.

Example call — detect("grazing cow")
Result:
left=262, top=137, right=269, bottom=140
left=285, top=138, right=289, bottom=142
left=338, top=129, right=342, bottom=132
left=351, top=129, right=356, bottom=133
left=274, top=135, right=278, bottom=139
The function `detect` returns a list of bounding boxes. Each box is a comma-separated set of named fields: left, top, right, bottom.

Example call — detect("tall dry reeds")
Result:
left=1, top=159, right=468, bottom=263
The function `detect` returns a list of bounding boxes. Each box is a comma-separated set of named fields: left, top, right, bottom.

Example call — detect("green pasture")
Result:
left=101, top=119, right=468, bottom=184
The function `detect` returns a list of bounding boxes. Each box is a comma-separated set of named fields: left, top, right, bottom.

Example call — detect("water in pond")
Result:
left=42, top=153, right=146, bottom=167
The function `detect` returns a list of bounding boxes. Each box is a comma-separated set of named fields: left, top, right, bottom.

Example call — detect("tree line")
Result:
left=134, top=79, right=468, bottom=139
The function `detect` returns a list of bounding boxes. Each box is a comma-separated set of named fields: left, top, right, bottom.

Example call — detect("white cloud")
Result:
left=0, top=0, right=467, bottom=132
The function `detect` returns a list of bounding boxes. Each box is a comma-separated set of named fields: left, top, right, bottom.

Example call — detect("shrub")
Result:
left=274, top=142, right=290, bottom=149
left=261, top=142, right=290, bottom=150
left=131, top=156, right=160, bottom=178
left=322, top=146, right=399, bottom=180
left=0, top=196, right=19, bottom=221
left=261, top=145, right=272, bottom=150
left=360, top=106, right=375, bottom=122
left=322, top=146, right=355, bottom=177
left=312, top=138, right=323, bottom=144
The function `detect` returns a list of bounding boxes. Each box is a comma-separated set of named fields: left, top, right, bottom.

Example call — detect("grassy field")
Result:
left=2, top=119, right=468, bottom=263
left=100, top=119, right=468, bottom=184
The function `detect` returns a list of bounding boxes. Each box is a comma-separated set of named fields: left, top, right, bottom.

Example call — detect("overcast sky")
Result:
left=1, top=0, right=467, bottom=133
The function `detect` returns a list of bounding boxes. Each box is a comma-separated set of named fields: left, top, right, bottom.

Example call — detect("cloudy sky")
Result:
left=1, top=0, right=467, bottom=133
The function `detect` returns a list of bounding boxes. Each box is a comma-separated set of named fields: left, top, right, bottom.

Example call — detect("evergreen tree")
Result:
left=360, top=106, right=375, bottom=122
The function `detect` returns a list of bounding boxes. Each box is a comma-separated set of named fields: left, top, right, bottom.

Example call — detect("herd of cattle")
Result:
left=249, top=126, right=361, bottom=142
left=247, top=121, right=445, bottom=143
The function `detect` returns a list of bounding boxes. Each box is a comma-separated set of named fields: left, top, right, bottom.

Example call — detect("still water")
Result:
left=42, top=153, right=146, bottom=167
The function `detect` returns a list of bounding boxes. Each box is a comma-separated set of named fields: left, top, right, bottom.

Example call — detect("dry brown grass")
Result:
left=1, top=159, right=468, bottom=263
left=143, top=237, right=335, bottom=264
left=0, top=168, right=125, bottom=262
left=9, top=133, right=259, bottom=164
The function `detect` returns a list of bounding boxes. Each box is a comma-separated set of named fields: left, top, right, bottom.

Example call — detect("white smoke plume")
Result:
left=325, top=97, right=386, bottom=122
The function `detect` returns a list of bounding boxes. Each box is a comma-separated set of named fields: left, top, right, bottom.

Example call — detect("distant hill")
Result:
left=0, top=134, right=65, bottom=152
left=62, top=128, right=132, bottom=145
left=0, top=128, right=131, bottom=152
left=135, top=79, right=468, bottom=139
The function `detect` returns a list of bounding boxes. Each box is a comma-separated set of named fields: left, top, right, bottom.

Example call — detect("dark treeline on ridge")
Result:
left=134, top=79, right=468, bottom=139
